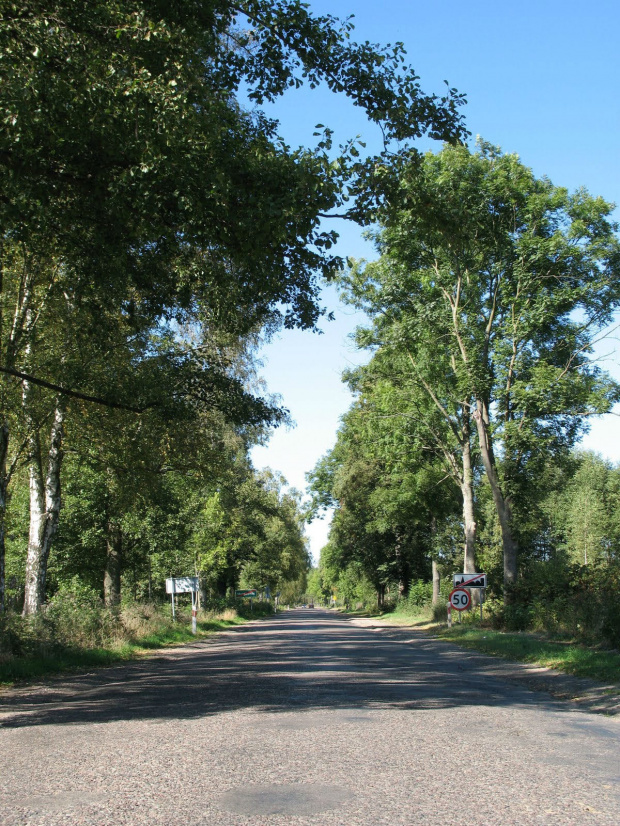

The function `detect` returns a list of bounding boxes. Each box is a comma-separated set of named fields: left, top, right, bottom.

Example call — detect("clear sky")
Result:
left=249, top=0, right=620, bottom=561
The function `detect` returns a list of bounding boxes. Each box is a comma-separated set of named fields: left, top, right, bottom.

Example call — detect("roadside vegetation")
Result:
left=2, top=2, right=463, bottom=665
left=322, top=581, right=620, bottom=685
left=308, top=141, right=620, bottom=661
left=0, top=580, right=273, bottom=686
left=436, top=627, right=620, bottom=685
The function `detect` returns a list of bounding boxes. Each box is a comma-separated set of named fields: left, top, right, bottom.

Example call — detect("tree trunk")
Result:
left=395, top=531, right=409, bottom=598
left=0, top=422, right=8, bottom=612
left=104, top=519, right=122, bottom=608
left=22, top=401, right=65, bottom=615
left=473, top=401, right=518, bottom=599
left=461, top=417, right=479, bottom=606
left=432, top=558, right=441, bottom=605
left=461, top=417, right=477, bottom=573
left=0, top=252, right=6, bottom=612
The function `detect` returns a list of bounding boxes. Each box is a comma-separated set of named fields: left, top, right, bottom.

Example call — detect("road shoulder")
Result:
left=348, top=615, right=620, bottom=715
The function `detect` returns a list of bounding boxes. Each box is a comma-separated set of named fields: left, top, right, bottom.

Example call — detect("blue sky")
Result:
left=249, top=1, right=620, bottom=560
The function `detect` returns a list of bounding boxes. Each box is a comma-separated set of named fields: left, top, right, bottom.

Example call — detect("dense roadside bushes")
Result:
left=319, top=559, right=620, bottom=650
left=386, top=567, right=620, bottom=648
left=0, top=578, right=274, bottom=682
left=494, top=562, right=620, bottom=646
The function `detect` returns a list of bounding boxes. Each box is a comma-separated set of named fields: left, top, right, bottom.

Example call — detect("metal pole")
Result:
left=191, top=590, right=197, bottom=635
left=171, top=591, right=175, bottom=621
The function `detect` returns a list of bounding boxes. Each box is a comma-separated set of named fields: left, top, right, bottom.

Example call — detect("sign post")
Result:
left=236, top=589, right=258, bottom=612
left=451, top=573, right=487, bottom=621
left=166, top=577, right=200, bottom=632
left=191, top=590, right=197, bottom=634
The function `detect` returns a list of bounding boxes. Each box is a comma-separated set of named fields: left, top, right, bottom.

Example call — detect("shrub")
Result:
left=406, top=579, right=434, bottom=607
left=503, top=603, right=532, bottom=632
left=46, top=578, right=119, bottom=648
left=120, top=602, right=173, bottom=642
left=0, top=611, right=30, bottom=659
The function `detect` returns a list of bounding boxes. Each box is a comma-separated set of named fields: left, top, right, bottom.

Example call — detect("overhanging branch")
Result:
left=0, top=366, right=153, bottom=413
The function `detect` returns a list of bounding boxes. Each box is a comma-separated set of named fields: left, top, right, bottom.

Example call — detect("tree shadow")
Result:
left=0, top=610, right=572, bottom=729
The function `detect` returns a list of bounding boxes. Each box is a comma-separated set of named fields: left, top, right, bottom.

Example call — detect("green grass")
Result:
left=0, top=615, right=250, bottom=687
left=132, top=616, right=244, bottom=649
left=338, top=604, right=437, bottom=625
left=0, top=647, right=126, bottom=684
left=436, top=626, right=620, bottom=684
left=355, top=605, right=620, bottom=684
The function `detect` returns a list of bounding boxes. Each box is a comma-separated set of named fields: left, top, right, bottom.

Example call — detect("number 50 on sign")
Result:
left=449, top=588, right=471, bottom=611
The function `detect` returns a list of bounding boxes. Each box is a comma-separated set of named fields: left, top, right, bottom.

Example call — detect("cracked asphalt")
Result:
left=1, top=608, right=619, bottom=825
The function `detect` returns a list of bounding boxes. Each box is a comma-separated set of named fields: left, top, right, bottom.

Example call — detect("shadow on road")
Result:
left=0, top=609, right=567, bottom=728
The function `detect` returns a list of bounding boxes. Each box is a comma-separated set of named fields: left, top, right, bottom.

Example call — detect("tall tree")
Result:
left=341, top=141, right=620, bottom=599
left=1, top=0, right=467, bottom=610
left=308, top=382, right=459, bottom=607
left=1, top=0, right=467, bottom=329
left=554, top=452, right=620, bottom=566
left=339, top=336, right=479, bottom=580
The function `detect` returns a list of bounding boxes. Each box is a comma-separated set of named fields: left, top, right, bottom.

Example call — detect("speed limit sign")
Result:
left=449, top=588, right=471, bottom=611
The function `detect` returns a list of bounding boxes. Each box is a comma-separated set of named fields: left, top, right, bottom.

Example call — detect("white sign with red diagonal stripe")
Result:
left=453, top=573, right=487, bottom=588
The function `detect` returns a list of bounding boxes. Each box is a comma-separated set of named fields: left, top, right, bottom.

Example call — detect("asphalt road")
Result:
left=1, top=608, right=619, bottom=825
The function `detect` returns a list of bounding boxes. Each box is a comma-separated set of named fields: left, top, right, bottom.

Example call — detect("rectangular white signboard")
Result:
left=166, top=576, right=199, bottom=594
left=453, top=573, right=487, bottom=588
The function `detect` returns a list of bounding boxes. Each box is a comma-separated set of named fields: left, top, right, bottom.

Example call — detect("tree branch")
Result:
left=0, top=367, right=154, bottom=413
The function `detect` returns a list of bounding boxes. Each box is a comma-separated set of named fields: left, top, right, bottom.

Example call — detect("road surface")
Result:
left=1, top=608, right=619, bottom=825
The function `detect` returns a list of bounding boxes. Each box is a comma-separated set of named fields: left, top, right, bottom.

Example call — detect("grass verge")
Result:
left=436, top=626, right=620, bottom=684
left=0, top=614, right=250, bottom=688
left=339, top=606, right=620, bottom=684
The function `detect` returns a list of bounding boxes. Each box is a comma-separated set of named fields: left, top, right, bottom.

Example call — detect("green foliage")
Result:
left=319, top=140, right=620, bottom=623
left=304, top=567, right=325, bottom=604
left=0, top=596, right=272, bottom=684
left=552, top=452, right=620, bottom=565
left=329, top=560, right=379, bottom=611
left=0, top=579, right=119, bottom=659
left=308, top=384, right=458, bottom=604
left=480, top=558, right=620, bottom=647
left=45, top=577, right=119, bottom=648
left=402, top=579, right=433, bottom=607
left=277, top=572, right=309, bottom=606
left=0, top=0, right=467, bottom=619
left=0, top=0, right=466, bottom=330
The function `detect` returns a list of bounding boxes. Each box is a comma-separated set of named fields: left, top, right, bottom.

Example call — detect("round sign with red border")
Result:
left=449, top=587, right=471, bottom=611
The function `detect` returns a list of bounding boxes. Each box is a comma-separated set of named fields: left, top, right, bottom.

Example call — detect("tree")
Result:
left=340, top=141, right=620, bottom=599
left=239, top=479, right=309, bottom=598
left=1, top=0, right=467, bottom=327
left=338, top=334, right=479, bottom=582
left=308, top=379, right=460, bottom=608
left=1, top=0, right=467, bottom=611
left=187, top=467, right=309, bottom=600
left=12, top=250, right=284, bottom=613
left=552, top=452, right=620, bottom=566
